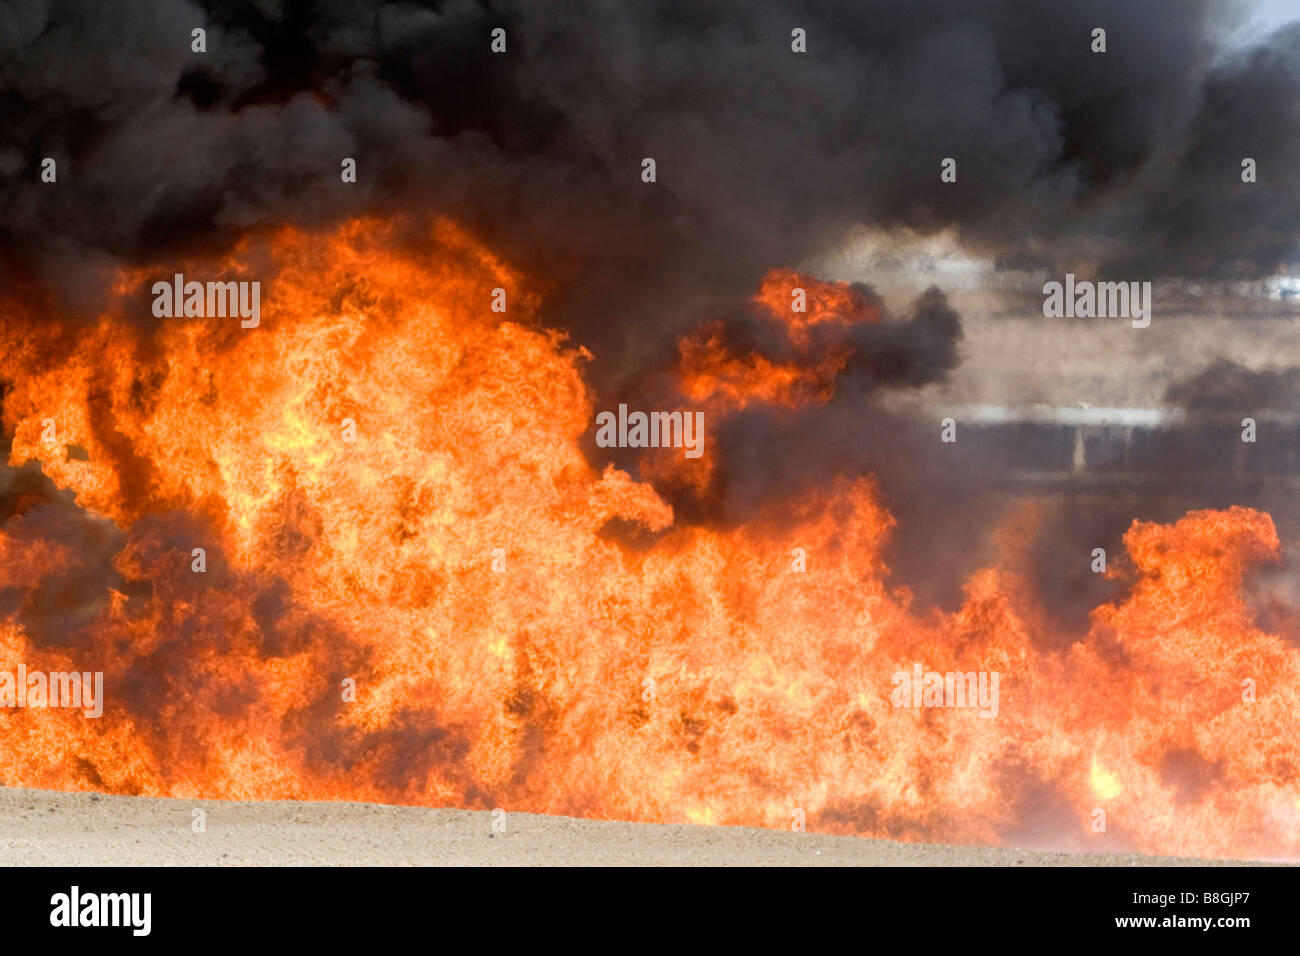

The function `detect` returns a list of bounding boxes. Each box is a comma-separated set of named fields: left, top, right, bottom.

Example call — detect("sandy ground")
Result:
left=0, top=786, right=1276, bottom=866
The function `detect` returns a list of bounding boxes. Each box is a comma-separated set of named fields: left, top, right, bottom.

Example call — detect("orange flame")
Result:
left=0, top=220, right=1295, bottom=858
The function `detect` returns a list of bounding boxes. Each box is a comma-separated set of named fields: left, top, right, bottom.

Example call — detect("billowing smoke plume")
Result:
left=3, top=2, right=1298, bottom=333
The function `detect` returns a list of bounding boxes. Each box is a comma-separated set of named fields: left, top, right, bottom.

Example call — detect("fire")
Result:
left=1090, top=761, right=1122, bottom=801
left=653, top=270, right=877, bottom=494
left=676, top=269, right=875, bottom=412
left=0, top=219, right=1296, bottom=859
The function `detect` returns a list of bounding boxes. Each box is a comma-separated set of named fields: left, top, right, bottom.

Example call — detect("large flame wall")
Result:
left=0, top=220, right=1295, bottom=859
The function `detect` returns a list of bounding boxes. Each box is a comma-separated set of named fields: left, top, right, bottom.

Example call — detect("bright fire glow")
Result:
left=0, top=220, right=1295, bottom=860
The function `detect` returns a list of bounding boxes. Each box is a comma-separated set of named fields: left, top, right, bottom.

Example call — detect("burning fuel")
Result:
left=0, top=219, right=1294, bottom=860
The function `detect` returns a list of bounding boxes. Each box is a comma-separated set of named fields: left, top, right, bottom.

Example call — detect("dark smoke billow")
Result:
left=1167, top=358, right=1300, bottom=414
left=2, top=2, right=1298, bottom=322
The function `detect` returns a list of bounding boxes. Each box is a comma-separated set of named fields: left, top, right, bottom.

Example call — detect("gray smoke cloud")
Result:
left=1167, top=358, right=1300, bottom=412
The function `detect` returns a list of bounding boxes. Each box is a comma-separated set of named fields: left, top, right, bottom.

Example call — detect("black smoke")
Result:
left=2, top=2, right=1298, bottom=346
